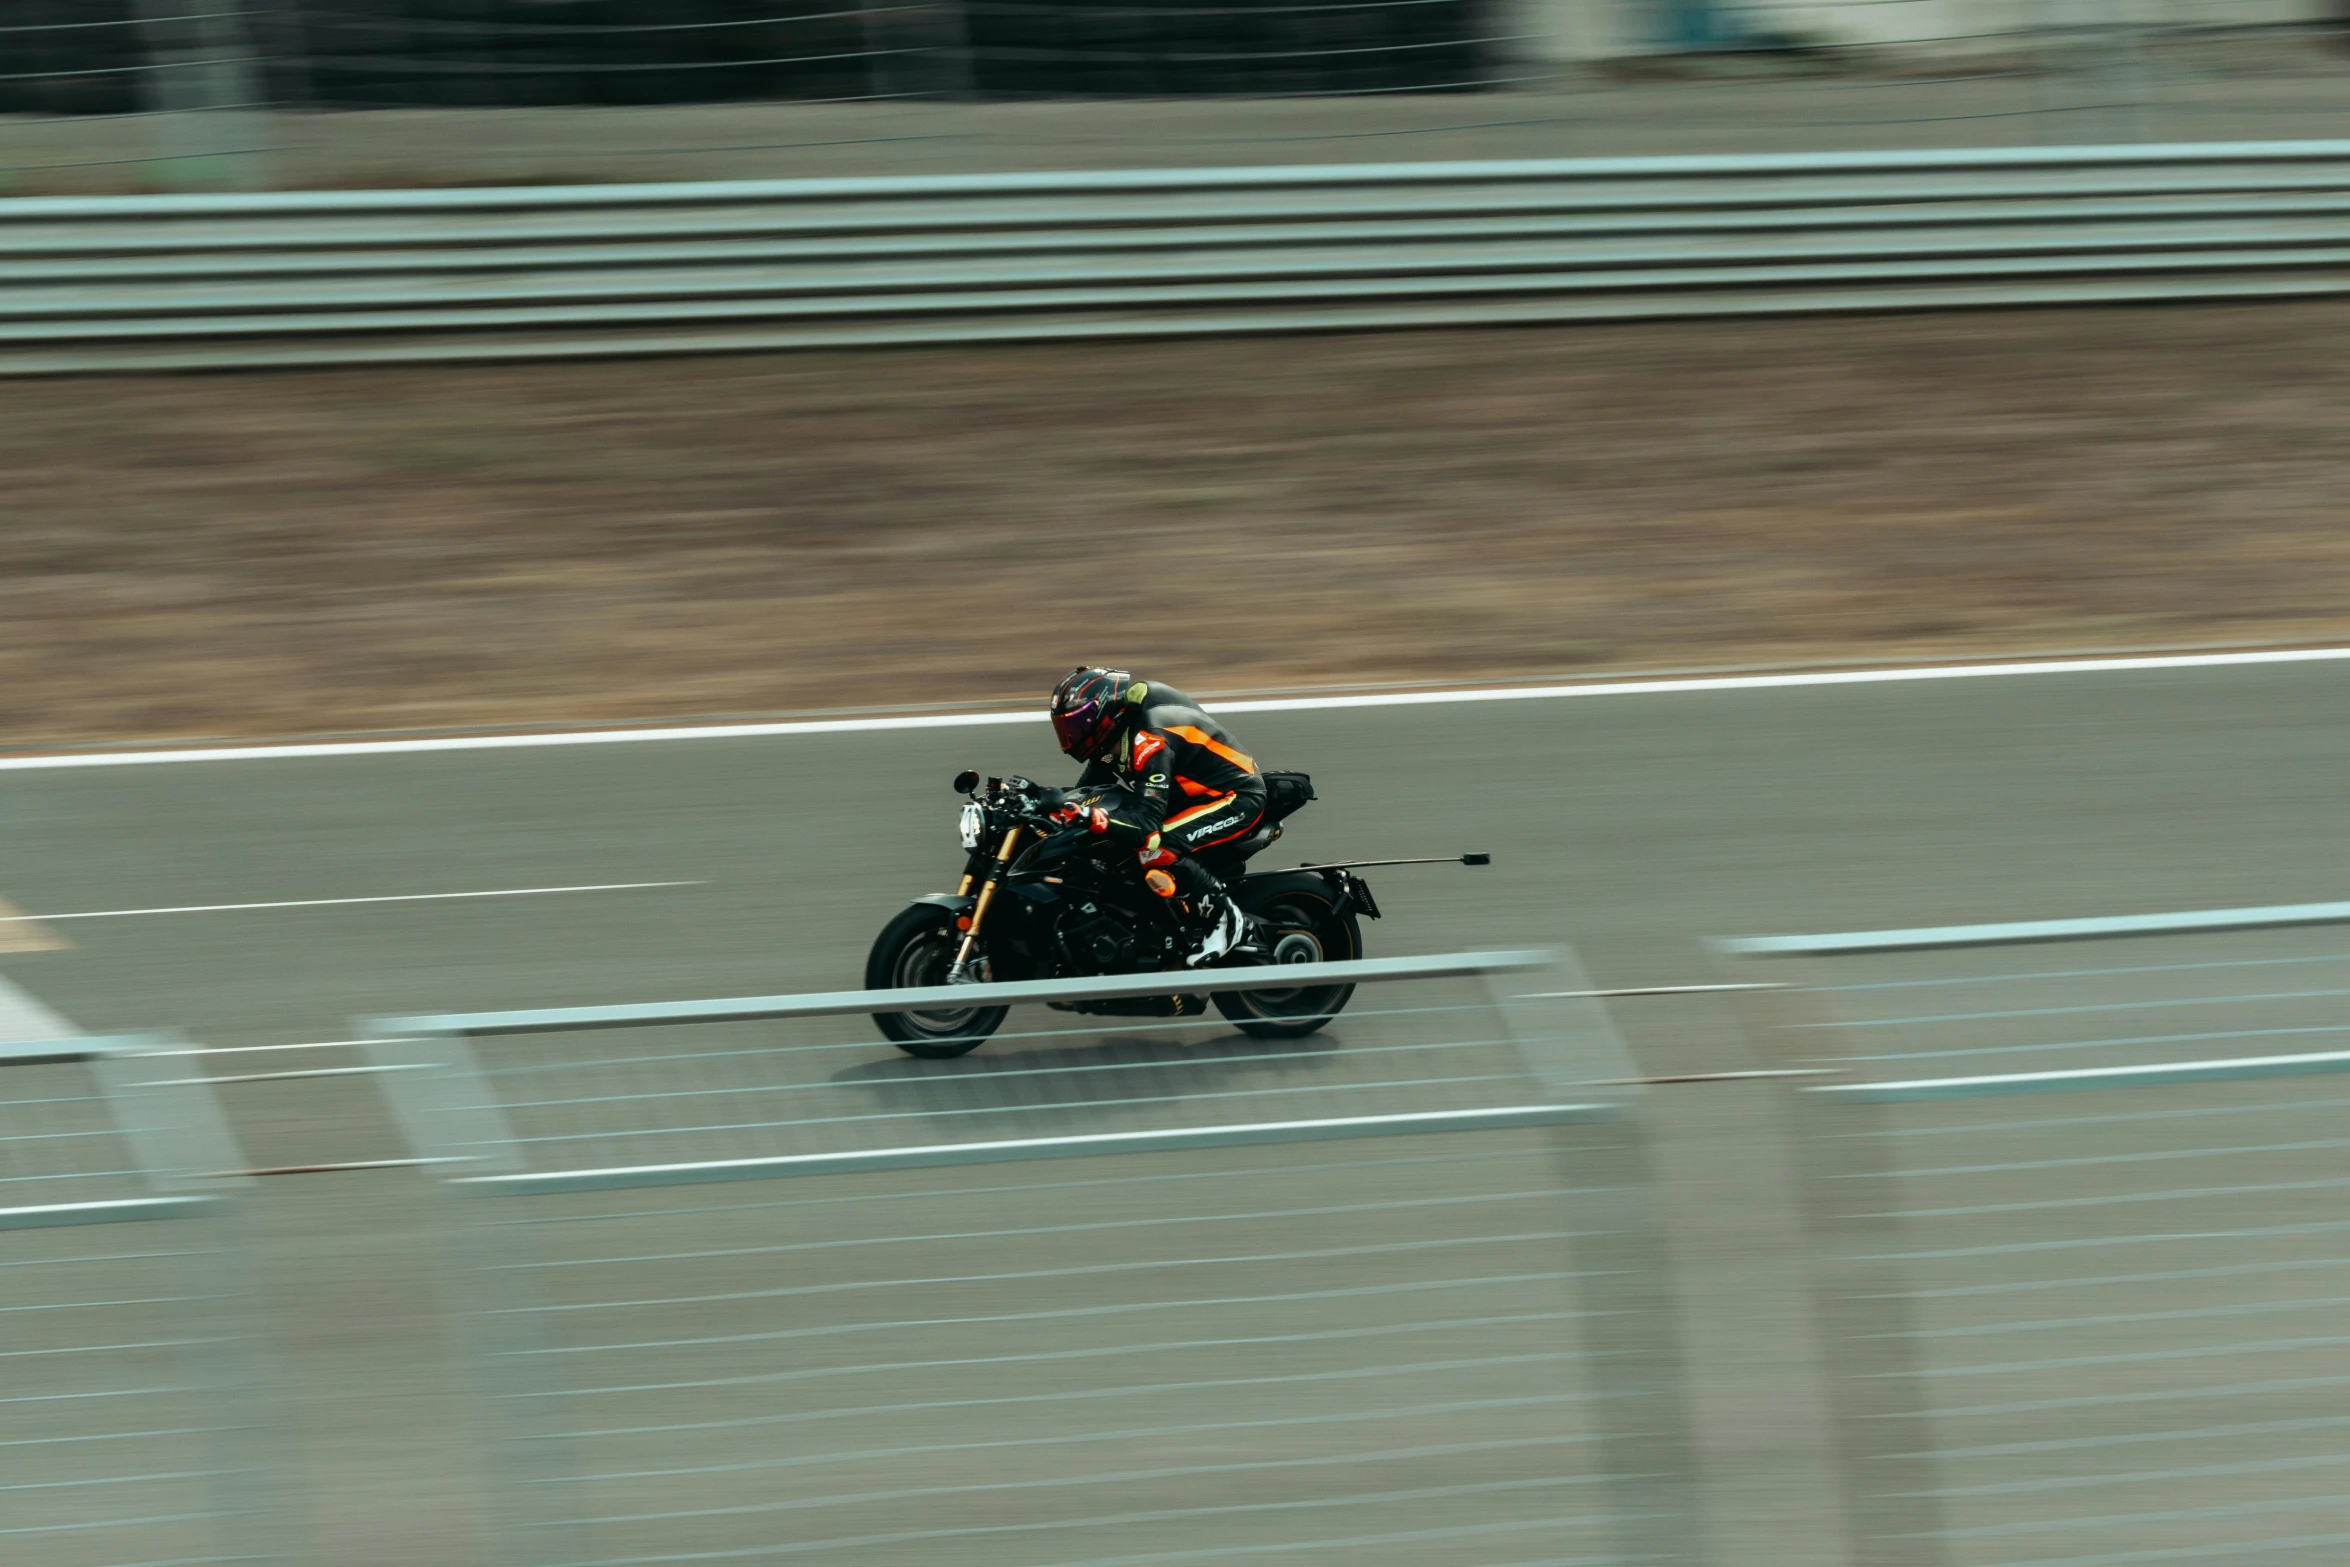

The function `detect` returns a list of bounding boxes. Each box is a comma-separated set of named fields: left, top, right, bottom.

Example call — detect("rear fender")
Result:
left=1233, top=868, right=1376, bottom=921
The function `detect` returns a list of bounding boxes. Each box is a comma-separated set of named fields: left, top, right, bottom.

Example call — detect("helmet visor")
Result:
left=1052, top=699, right=1103, bottom=757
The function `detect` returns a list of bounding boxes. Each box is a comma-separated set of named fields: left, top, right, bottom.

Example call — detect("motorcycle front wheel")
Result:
left=1213, top=875, right=1362, bottom=1040
left=867, top=904, right=1008, bottom=1058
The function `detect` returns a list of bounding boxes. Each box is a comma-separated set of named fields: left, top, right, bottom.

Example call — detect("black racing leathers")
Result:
left=1068, top=683, right=1266, bottom=895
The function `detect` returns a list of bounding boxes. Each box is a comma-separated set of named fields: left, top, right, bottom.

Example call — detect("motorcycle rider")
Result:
left=1046, top=666, right=1264, bottom=966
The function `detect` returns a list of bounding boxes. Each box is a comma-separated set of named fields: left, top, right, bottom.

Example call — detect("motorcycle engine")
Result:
left=1053, top=900, right=1140, bottom=972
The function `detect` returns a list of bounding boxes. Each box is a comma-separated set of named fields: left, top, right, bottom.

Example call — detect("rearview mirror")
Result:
left=952, top=769, right=980, bottom=795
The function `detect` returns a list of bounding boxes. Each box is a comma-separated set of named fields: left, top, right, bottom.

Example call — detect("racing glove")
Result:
left=1047, top=801, right=1111, bottom=834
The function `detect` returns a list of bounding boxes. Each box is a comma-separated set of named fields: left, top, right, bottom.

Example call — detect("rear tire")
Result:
left=866, top=904, right=1007, bottom=1058
left=1213, top=878, right=1362, bottom=1040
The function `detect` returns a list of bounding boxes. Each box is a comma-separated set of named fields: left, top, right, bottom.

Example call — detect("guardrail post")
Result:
left=133, top=0, right=269, bottom=190
left=0, top=1032, right=294, bottom=1565
left=1499, top=0, right=1622, bottom=67
left=1502, top=957, right=1706, bottom=1567
left=861, top=0, right=976, bottom=101
left=2033, top=0, right=2155, bottom=146
left=1718, top=968, right=1949, bottom=1566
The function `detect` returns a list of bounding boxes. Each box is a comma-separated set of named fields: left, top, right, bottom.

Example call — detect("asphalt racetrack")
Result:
left=4, top=656, right=2347, bottom=1566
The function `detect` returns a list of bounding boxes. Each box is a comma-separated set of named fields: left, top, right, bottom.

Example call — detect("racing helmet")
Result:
left=1050, top=666, right=1136, bottom=761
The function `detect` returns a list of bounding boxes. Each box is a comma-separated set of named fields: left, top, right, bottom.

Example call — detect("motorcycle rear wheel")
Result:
left=1214, top=878, right=1362, bottom=1040
left=867, top=904, right=1008, bottom=1058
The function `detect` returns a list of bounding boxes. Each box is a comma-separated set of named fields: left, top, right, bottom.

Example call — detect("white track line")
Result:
left=3, top=646, right=2347, bottom=772
left=0, top=881, right=704, bottom=923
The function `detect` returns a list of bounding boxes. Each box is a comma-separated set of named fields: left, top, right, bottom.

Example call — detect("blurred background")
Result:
left=5, top=0, right=2350, bottom=189
left=9, top=0, right=2350, bottom=189
left=7, top=7, right=2350, bottom=1567
left=7, top=3, right=2350, bottom=748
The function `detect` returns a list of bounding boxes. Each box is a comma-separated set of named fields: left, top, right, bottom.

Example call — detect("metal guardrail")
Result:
left=0, top=1032, right=287, bottom=1567
left=1719, top=898, right=2350, bottom=957
left=363, top=949, right=1616, bottom=1187
left=1721, top=900, right=2350, bottom=1567
left=6, top=140, right=2350, bottom=374
left=375, top=948, right=1571, bottom=1038
left=365, top=947, right=1701, bottom=1567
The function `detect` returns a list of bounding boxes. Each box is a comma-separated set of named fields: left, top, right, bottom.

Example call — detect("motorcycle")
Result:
left=866, top=766, right=1487, bottom=1057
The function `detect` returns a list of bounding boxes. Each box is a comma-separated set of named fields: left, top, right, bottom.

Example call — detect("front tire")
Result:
left=867, top=904, right=1007, bottom=1058
left=1213, top=876, right=1362, bottom=1040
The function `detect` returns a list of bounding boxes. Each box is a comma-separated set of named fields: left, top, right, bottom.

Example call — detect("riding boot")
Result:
left=1170, top=858, right=1244, bottom=967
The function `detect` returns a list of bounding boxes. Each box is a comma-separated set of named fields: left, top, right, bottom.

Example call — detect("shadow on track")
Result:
left=822, top=1025, right=1349, bottom=1140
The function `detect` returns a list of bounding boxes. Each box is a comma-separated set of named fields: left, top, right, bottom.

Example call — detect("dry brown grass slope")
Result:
left=7, top=303, right=2350, bottom=745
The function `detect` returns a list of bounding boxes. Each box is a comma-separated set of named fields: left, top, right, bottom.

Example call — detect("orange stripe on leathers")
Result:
left=1160, top=795, right=1236, bottom=831
left=1191, top=816, right=1262, bottom=849
left=1164, top=726, right=1257, bottom=774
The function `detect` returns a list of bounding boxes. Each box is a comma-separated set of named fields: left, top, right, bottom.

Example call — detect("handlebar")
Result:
left=990, top=777, right=1050, bottom=822
left=970, top=777, right=1065, bottom=844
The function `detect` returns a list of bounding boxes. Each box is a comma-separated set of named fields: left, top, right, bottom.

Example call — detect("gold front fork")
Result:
left=949, top=825, right=1022, bottom=978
